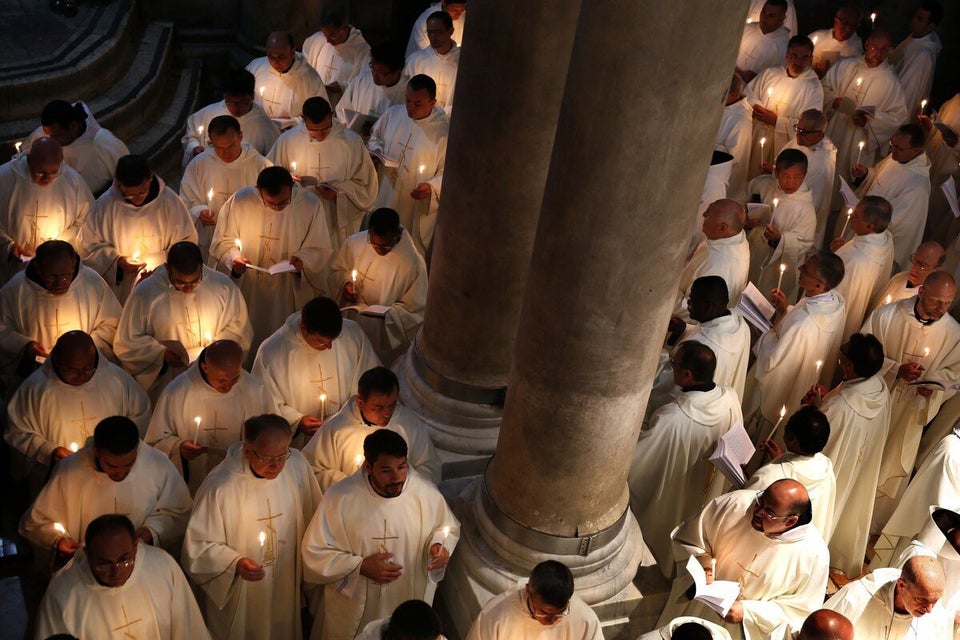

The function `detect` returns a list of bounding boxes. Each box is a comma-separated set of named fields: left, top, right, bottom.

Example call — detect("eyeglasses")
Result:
left=92, top=556, right=135, bottom=574
left=527, top=593, right=570, bottom=622
left=793, top=125, right=822, bottom=136
left=247, top=448, right=292, bottom=465
left=910, top=254, right=937, bottom=271
left=169, top=270, right=202, bottom=291
left=754, top=492, right=797, bottom=520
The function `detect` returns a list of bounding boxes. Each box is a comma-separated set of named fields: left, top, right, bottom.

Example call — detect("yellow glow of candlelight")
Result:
left=291, top=161, right=297, bottom=173
left=351, top=269, right=358, bottom=282
left=259, top=531, right=266, bottom=546
left=319, top=392, right=327, bottom=402
left=54, top=523, right=66, bottom=535
left=15, top=142, right=22, bottom=153
left=767, top=88, right=773, bottom=98
left=780, top=405, right=786, bottom=419
left=856, top=77, right=863, bottom=87
left=204, top=332, right=213, bottom=344
left=207, top=188, right=214, bottom=202
left=418, top=164, right=426, bottom=174
left=815, top=360, right=823, bottom=373
left=442, top=526, right=450, bottom=538
left=355, top=453, right=363, bottom=467
left=194, top=416, right=201, bottom=427
left=812, top=35, right=818, bottom=45
left=921, top=99, right=928, bottom=111
left=746, top=18, right=752, bottom=24
left=779, top=263, right=786, bottom=274
left=131, top=251, right=141, bottom=262
left=198, top=125, right=204, bottom=137
left=870, top=12, right=876, bottom=22
left=235, top=239, right=242, bottom=253
left=772, top=197, right=779, bottom=208
left=69, top=442, right=78, bottom=452
left=259, top=87, right=265, bottom=97
left=924, top=347, right=930, bottom=357
left=760, top=136, right=766, bottom=147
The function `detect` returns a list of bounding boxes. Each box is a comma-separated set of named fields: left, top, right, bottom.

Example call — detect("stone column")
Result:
left=440, top=0, right=748, bottom=637
left=394, top=0, right=582, bottom=477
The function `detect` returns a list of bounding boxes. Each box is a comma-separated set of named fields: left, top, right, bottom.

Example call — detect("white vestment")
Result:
left=824, top=568, right=953, bottom=639
left=745, top=66, right=824, bottom=164
left=368, top=105, right=447, bottom=254
left=871, top=272, right=917, bottom=313
left=267, top=121, right=378, bottom=245
left=819, top=375, right=892, bottom=576
left=860, top=297, right=960, bottom=531
left=748, top=291, right=846, bottom=424
left=822, top=57, right=908, bottom=182
left=857, top=152, right=932, bottom=269
left=335, top=68, right=407, bottom=131
left=20, top=441, right=192, bottom=552
left=684, top=313, right=752, bottom=398
left=737, top=24, right=790, bottom=78
left=677, top=231, right=751, bottom=317
left=4, top=356, right=150, bottom=483
left=466, top=588, right=603, bottom=640
left=23, top=107, right=129, bottom=195
left=403, top=44, right=460, bottom=114
left=834, top=231, right=895, bottom=340
left=629, top=384, right=744, bottom=576
left=899, top=511, right=960, bottom=617
left=36, top=543, right=211, bottom=640
left=0, top=264, right=121, bottom=365
left=745, top=452, right=837, bottom=541
left=406, top=2, right=467, bottom=58
left=301, top=468, right=460, bottom=640
left=182, top=443, right=321, bottom=640
left=780, top=137, right=837, bottom=247
left=145, top=365, right=277, bottom=494
left=209, top=184, right=334, bottom=355
left=926, top=95, right=960, bottom=244
left=304, top=27, right=371, bottom=89
left=745, top=0, right=797, bottom=35
left=246, top=54, right=328, bottom=121
left=0, top=156, right=93, bottom=284
left=181, top=100, right=280, bottom=168
left=746, top=177, right=817, bottom=301
left=331, top=229, right=428, bottom=360
left=716, top=98, right=755, bottom=200
left=180, top=143, right=272, bottom=260
left=658, top=490, right=830, bottom=640
left=689, top=159, right=735, bottom=255
left=890, top=32, right=942, bottom=117
left=81, top=178, right=198, bottom=304
left=639, top=616, right=732, bottom=640
left=809, top=29, right=863, bottom=72
left=252, top=312, right=380, bottom=430
left=302, top=396, right=440, bottom=492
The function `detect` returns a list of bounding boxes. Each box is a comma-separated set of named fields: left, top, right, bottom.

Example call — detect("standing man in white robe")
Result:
left=745, top=36, right=823, bottom=170
left=824, top=556, right=952, bottom=639
left=180, top=115, right=272, bottom=261
left=809, top=7, right=863, bottom=78
left=889, top=2, right=943, bottom=118
left=852, top=124, right=931, bottom=269
left=801, top=333, right=890, bottom=578
left=5, top=331, right=150, bottom=496
left=872, top=240, right=944, bottom=311
left=182, top=414, right=321, bottom=640
left=301, top=429, right=459, bottom=640
left=821, top=29, right=908, bottom=184
left=253, top=296, right=380, bottom=447
left=82, top=154, right=198, bottom=304
left=466, top=561, right=603, bottom=640
left=736, top=0, right=791, bottom=84
left=268, top=97, right=378, bottom=247
left=115, top=242, right=252, bottom=397
left=368, top=74, right=448, bottom=255
left=716, top=75, right=755, bottom=200
left=657, top=480, right=830, bottom=640
left=861, top=271, right=960, bottom=532
left=897, top=508, right=960, bottom=619
left=746, top=252, right=847, bottom=433
left=20, top=415, right=192, bottom=562
left=404, top=12, right=460, bottom=115
left=640, top=617, right=733, bottom=640
left=331, top=208, right=428, bottom=363
left=23, top=100, right=128, bottom=195
left=336, top=42, right=407, bottom=139
left=302, top=365, right=439, bottom=491
left=181, top=69, right=280, bottom=168
left=746, top=149, right=817, bottom=300
left=778, top=110, right=837, bottom=247
left=303, top=9, right=371, bottom=101
left=246, top=31, right=328, bottom=126
left=830, top=196, right=895, bottom=340
left=920, top=95, right=960, bottom=245
left=210, top=166, right=333, bottom=356
left=629, top=341, right=744, bottom=578
left=407, top=0, right=467, bottom=58
left=145, top=340, right=277, bottom=494
left=0, top=137, right=93, bottom=285
left=36, top=514, right=211, bottom=640
left=0, top=240, right=120, bottom=376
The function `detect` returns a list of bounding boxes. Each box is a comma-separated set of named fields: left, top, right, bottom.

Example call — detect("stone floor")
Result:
left=0, top=1, right=102, bottom=67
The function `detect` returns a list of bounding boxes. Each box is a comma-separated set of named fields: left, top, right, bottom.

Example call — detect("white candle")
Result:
left=259, top=530, right=266, bottom=547
left=811, top=35, right=818, bottom=46
left=207, top=188, right=214, bottom=206
left=885, top=294, right=893, bottom=305
left=840, top=207, right=853, bottom=237
left=54, top=522, right=67, bottom=537
left=68, top=442, right=78, bottom=452
left=920, top=99, right=928, bottom=115
left=351, top=269, right=358, bottom=285
left=764, top=405, right=788, bottom=443
left=759, top=137, right=767, bottom=164
left=291, top=160, right=297, bottom=174
left=870, top=12, right=876, bottom=26
left=417, top=164, right=425, bottom=182
left=319, top=392, right=327, bottom=421
left=354, top=453, right=363, bottom=468
left=193, top=416, right=202, bottom=444
left=776, top=262, right=786, bottom=292
left=14, top=142, right=22, bottom=154
left=856, top=140, right=865, bottom=166
left=815, top=360, right=823, bottom=375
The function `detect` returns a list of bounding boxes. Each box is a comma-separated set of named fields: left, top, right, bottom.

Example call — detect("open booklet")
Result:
left=368, top=149, right=399, bottom=168
left=736, top=282, right=775, bottom=334
left=746, top=203, right=772, bottom=224
left=709, top=421, right=756, bottom=488
left=942, top=177, right=959, bottom=219
left=246, top=261, right=297, bottom=275
left=838, top=176, right=859, bottom=208
left=341, top=304, right=391, bottom=317
left=343, top=109, right=378, bottom=137
left=271, top=117, right=299, bottom=131
left=685, top=555, right=741, bottom=617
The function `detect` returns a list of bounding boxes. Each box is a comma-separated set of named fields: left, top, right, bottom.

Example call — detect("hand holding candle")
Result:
left=921, top=99, right=928, bottom=115
left=776, top=262, right=786, bottom=292
left=759, top=137, right=767, bottom=165
left=840, top=207, right=853, bottom=238
left=319, top=392, right=327, bottom=421
left=193, top=416, right=202, bottom=445
left=763, top=405, right=788, bottom=444
left=856, top=140, right=865, bottom=166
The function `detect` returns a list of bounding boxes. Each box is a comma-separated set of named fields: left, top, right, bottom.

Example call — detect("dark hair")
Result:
left=370, top=42, right=406, bottom=71
left=382, top=600, right=441, bottom=640
left=243, top=414, right=293, bottom=443
left=93, top=416, right=140, bottom=455
left=223, top=69, right=256, bottom=96
left=787, top=35, right=814, bottom=51
left=40, top=100, right=87, bottom=128
left=114, top=155, right=152, bottom=186
left=256, top=166, right=295, bottom=194
left=784, top=406, right=830, bottom=455
left=369, top=208, right=401, bottom=236
left=897, top=123, right=926, bottom=149
left=775, top=148, right=808, bottom=173
left=408, top=74, right=437, bottom=100
left=673, top=622, right=714, bottom=640
left=860, top=195, right=892, bottom=232
left=85, top=514, right=136, bottom=545
left=844, top=333, right=885, bottom=378
left=812, top=251, right=845, bottom=290
left=302, top=97, right=333, bottom=123
left=319, top=8, right=348, bottom=28
left=919, top=1, right=944, bottom=26
left=208, top=115, right=241, bottom=137
left=166, top=241, right=203, bottom=273
left=674, top=341, right=717, bottom=385
left=529, top=560, right=575, bottom=608
left=690, top=275, right=729, bottom=308
left=358, top=366, right=400, bottom=400
left=301, top=296, right=343, bottom=338
left=427, top=10, right=454, bottom=30
left=363, top=429, right=408, bottom=463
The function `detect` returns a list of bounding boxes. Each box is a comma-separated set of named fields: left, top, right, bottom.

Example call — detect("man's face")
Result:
left=370, top=61, right=402, bottom=87
left=95, top=447, right=138, bottom=482
left=700, top=206, right=726, bottom=239
left=118, top=176, right=153, bottom=207
left=299, top=325, right=335, bottom=351
left=525, top=585, right=569, bottom=626
left=54, top=349, right=97, bottom=386
left=917, top=282, right=955, bottom=320
left=305, top=115, right=334, bottom=142
left=908, top=250, right=942, bottom=286
left=759, top=4, right=786, bottom=33
left=267, top=43, right=295, bottom=73
left=243, top=434, right=291, bottom=480
left=258, top=185, right=292, bottom=211
left=832, top=9, right=859, bottom=42
left=686, top=291, right=713, bottom=324
left=775, top=164, right=806, bottom=194
left=369, top=230, right=401, bottom=256
left=910, top=8, right=936, bottom=38
left=200, top=359, right=242, bottom=393
left=794, top=118, right=824, bottom=148
left=320, top=24, right=351, bottom=46
left=357, top=388, right=399, bottom=427
left=36, top=253, right=76, bottom=295
left=426, top=18, right=454, bottom=51
left=167, top=264, right=202, bottom=293
left=750, top=489, right=798, bottom=534
left=42, top=122, right=81, bottom=146
left=889, top=134, right=923, bottom=165
left=864, top=35, right=892, bottom=67
left=27, top=154, right=62, bottom=187
left=897, top=578, right=942, bottom=617
left=442, top=0, right=466, bottom=20
left=405, top=86, right=436, bottom=120
left=224, top=93, right=254, bottom=118
left=366, top=453, right=407, bottom=498
left=210, top=130, right=243, bottom=163
left=86, top=530, right=138, bottom=588
left=848, top=202, right=873, bottom=236
left=785, top=45, right=813, bottom=77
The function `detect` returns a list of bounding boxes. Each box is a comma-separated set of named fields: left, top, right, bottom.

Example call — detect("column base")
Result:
left=394, top=336, right=504, bottom=479
left=438, top=478, right=668, bottom=639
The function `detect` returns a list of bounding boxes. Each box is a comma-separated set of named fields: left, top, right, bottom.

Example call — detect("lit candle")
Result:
left=197, top=124, right=204, bottom=138
left=764, top=405, right=788, bottom=443
left=870, top=12, right=876, bottom=26
left=767, top=87, right=773, bottom=100
left=924, top=347, right=930, bottom=359
left=259, top=87, right=265, bottom=98
left=351, top=269, right=358, bottom=285
left=920, top=99, right=928, bottom=115
left=885, top=294, right=893, bottom=305
left=193, top=416, right=202, bottom=445
left=772, top=197, right=779, bottom=210
left=14, top=141, right=22, bottom=154
left=759, top=136, right=767, bottom=164
left=259, top=531, right=266, bottom=547
left=319, top=392, right=327, bottom=421
left=856, top=140, right=865, bottom=166
left=776, top=262, right=787, bottom=292
left=291, top=160, right=297, bottom=175
left=354, top=453, right=363, bottom=469
left=815, top=360, right=824, bottom=400
left=204, top=332, right=213, bottom=345
left=811, top=35, right=818, bottom=46
left=856, top=77, right=863, bottom=90
left=816, top=360, right=823, bottom=375
left=54, top=523, right=67, bottom=537
left=442, top=525, right=450, bottom=543
left=746, top=18, right=752, bottom=24
left=840, top=207, right=853, bottom=237
left=417, top=163, right=425, bottom=183
left=235, top=238, right=243, bottom=255
left=68, top=442, right=78, bottom=453
left=207, top=188, right=214, bottom=206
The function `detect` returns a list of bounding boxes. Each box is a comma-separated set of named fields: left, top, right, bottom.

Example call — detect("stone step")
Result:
left=0, top=0, right=140, bottom=123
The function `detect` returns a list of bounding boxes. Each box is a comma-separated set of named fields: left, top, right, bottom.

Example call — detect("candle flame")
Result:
left=351, top=269, right=358, bottom=282
left=779, top=263, right=786, bottom=273
left=924, top=347, right=930, bottom=357
left=442, top=526, right=450, bottom=538
left=921, top=99, right=928, bottom=110
left=235, top=238, right=242, bottom=253
left=259, top=531, right=266, bottom=546
left=812, top=35, right=818, bottom=45
left=291, top=161, right=297, bottom=173
left=319, top=392, right=327, bottom=402
left=259, top=87, right=265, bottom=96
left=131, top=251, right=140, bottom=262
left=870, top=12, right=876, bottom=21
left=53, top=523, right=66, bottom=535
left=886, top=295, right=893, bottom=305
left=194, top=416, right=201, bottom=426
left=355, top=453, right=363, bottom=467
left=780, top=405, right=787, bottom=418
left=746, top=18, right=752, bottom=24
left=759, top=136, right=767, bottom=146
left=198, top=125, right=204, bottom=136
left=856, top=77, right=863, bottom=87
left=767, top=88, right=773, bottom=98
left=204, top=332, right=212, bottom=344
left=69, top=442, right=78, bottom=452
left=772, top=197, right=779, bottom=208
left=15, top=141, right=22, bottom=153
left=815, top=360, right=823, bottom=372
left=847, top=207, right=853, bottom=217
left=418, top=164, right=426, bottom=174
left=858, top=140, right=865, bottom=150
left=207, top=188, right=214, bottom=201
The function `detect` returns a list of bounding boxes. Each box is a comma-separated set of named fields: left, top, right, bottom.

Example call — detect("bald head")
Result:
left=27, top=137, right=64, bottom=186
left=866, top=28, right=893, bottom=48
left=702, top=199, right=745, bottom=239
left=917, top=271, right=956, bottom=322
left=266, top=31, right=296, bottom=74
left=908, top=241, right=946, bottom=286
left=770, top=478, right=809, bottom=510
left=798, top=609, right=854, bottom=640
left=266, top=31, right=294, bottom=50
left=897, top=556, right=945, bottom=617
